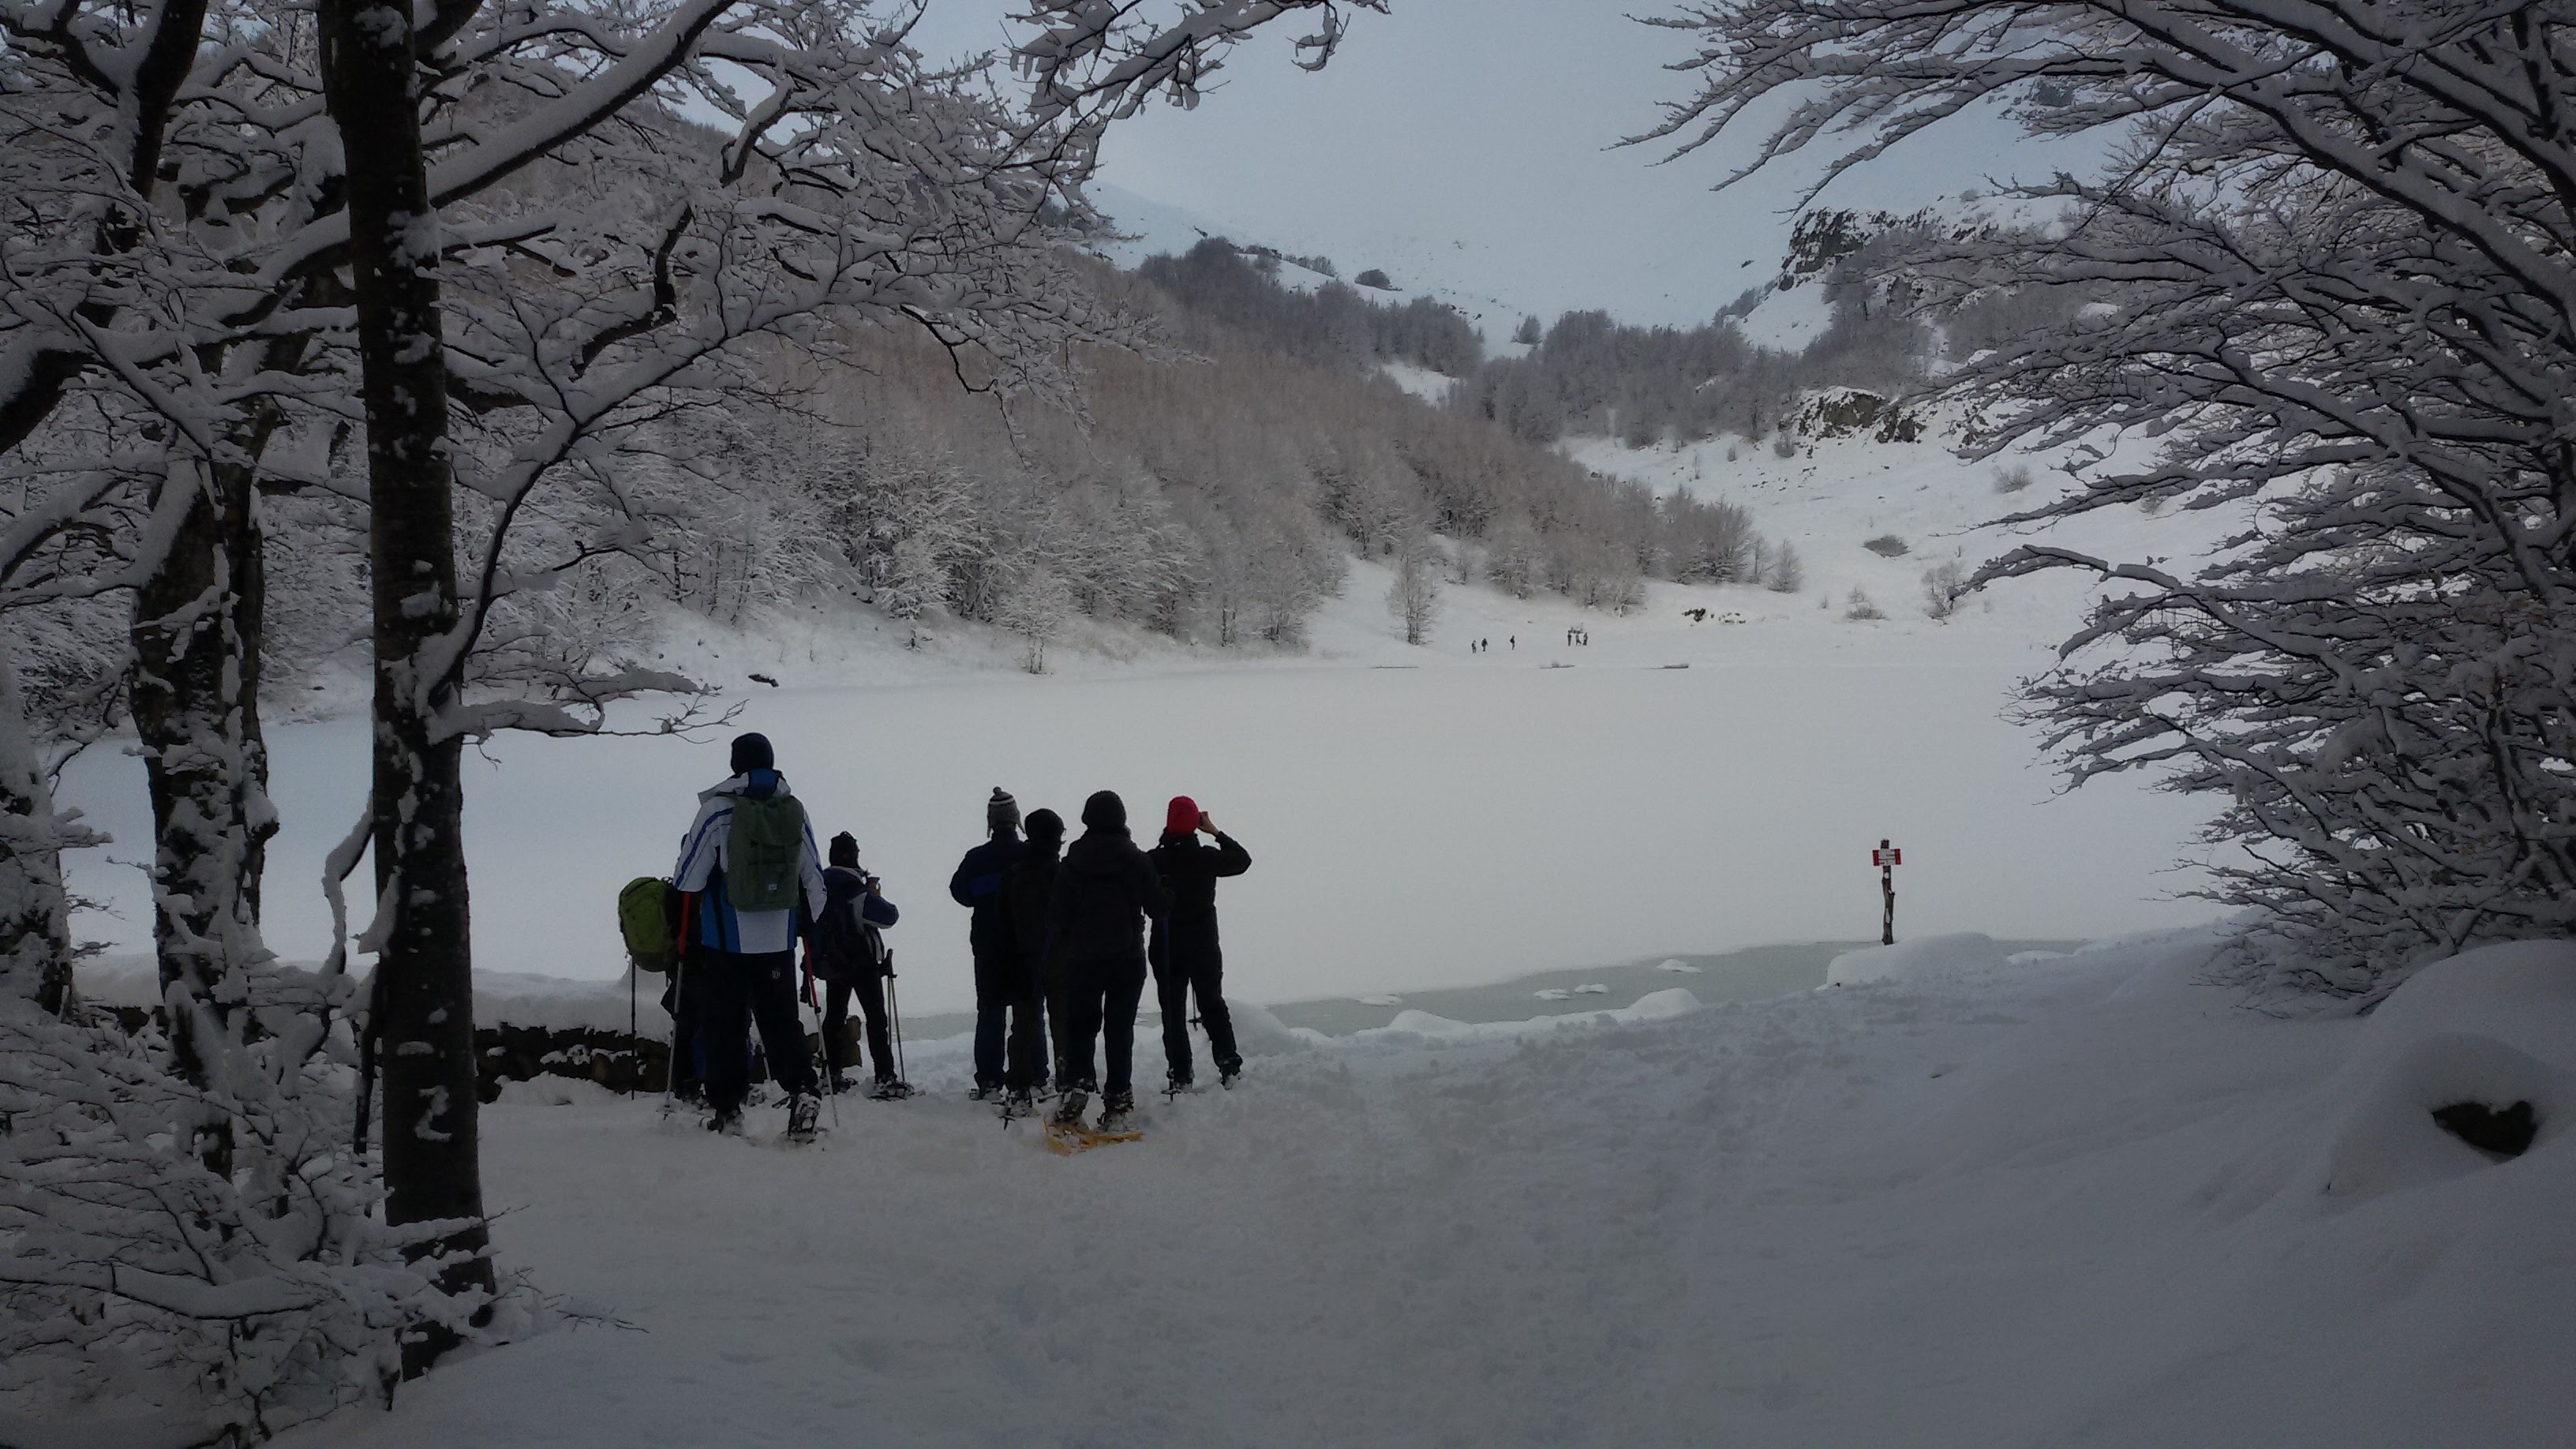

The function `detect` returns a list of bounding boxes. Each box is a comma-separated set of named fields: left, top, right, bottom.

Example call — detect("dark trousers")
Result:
left=661, top=964, right=709, bottom=1099
left=1060, top=956, right=1147, bottom=1099
left=822, top=974, right=895, bottom=1084
left=1152, top=924, right=1240, bottom=1082
left=699, top=947, right=814, bottom=1115
left=972, top=959, right=1050, bottom=1092
left=1042, top=958, right=1078, bottom=1095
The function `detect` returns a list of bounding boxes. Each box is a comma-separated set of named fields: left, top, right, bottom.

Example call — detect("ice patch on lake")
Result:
left=1656, top=959, right=1702, bottom=973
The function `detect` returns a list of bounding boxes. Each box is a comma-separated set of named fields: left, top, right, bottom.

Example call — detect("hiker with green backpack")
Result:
left=672, top=732, right=828, bottom=1141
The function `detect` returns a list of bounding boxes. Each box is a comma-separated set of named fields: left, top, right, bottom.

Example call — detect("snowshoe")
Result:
left=1002, top=1088, right=1036, bottom=1121
left=706, top=1106, right=747, bottom=1136
left=967, top=1084, right=997, bottom=1103
left=867, top=1079, right=915, bottom=1102
left=1163, top=1073, right=1196, bottom=1100
left=1219, top=1064, right=1241, bottom=1089
left=785, top=1092, right=821, bottom=1144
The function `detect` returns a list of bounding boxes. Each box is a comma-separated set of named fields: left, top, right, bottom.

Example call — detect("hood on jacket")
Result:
left=1063, top=831, right=1138, bottom=878
left=700, top=769, right=793, bottom=803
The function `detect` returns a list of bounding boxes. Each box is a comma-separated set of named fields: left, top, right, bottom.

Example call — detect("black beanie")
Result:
left=987, top=787, right=1020, bottom=835
left=1080, top=790, right=1126, bottom=833
left=730, top=732, right=774, bottom=775
left=1024, top=807, right=1064, bottom=844
left=828, top=832, right=859, bottom=867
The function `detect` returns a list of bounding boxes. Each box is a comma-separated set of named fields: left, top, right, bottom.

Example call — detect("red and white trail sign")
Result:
left=1872, top=846, right=1902, bottom=867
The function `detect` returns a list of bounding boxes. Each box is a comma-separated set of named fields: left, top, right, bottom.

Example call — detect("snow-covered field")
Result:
left=272, top=928, right=2574, bottom=1448
left=59, top=564, right=2216, bottom=1016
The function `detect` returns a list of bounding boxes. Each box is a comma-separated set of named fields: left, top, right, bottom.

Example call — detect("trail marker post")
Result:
left=1873, top=840, right=1901, bottom=945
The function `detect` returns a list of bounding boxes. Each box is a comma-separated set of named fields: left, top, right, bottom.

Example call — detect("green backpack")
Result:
left=725, top=792, right=808, bottom=912
left=618, top=876, right=681, bottom=972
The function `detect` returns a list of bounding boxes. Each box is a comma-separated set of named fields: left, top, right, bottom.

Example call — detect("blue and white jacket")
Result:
left=673, top=770, right=827, bottom=956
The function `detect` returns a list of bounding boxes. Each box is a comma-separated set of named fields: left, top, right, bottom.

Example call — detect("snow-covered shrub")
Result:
left=1863, top=534, right=1909, bottom=558
left=1993, top=463, right=2034, bottom=494
left=0, top=988, right=483, bottom=1440
left=995, top=567, right=1076, bottom=673
left=1770, top=431, right=1799, bottom=459
left=1921, top=562, right=1968, bottom=620
left=1844, top=587, right=1883, bottom=620
left=1765, top=542, right=1803, bottom=593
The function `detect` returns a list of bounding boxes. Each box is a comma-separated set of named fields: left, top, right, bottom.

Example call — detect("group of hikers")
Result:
left=651, top=732, right=1252, bottom=1144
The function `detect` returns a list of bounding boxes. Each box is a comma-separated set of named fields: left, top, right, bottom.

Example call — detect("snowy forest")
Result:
left=4, top=0, right=2573, bottom=1440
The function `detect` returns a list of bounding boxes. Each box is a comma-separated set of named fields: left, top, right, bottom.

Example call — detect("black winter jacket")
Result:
left=1148, top=832, right=1250, bottom=927
left=1046, top=828, right=1170, bottom=967
left=949, top=833, right=1025, bottom=964
left=1000, top=844, right=1061, bottom=994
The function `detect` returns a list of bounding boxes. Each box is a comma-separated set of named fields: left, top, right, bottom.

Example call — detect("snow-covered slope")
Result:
left=1563, top=405, right=2256, bottom=653
left=276, top=929, right=2576, bottom=1449
left=1088, top=182, right=1533, bottom=339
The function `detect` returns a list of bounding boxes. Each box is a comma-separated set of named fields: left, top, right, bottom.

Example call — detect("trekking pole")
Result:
left=803, top=951, right=841, bottom=1132
left=627, top=958, right=638, bottom=1100
left=886, top=956, right=908, bottom=1088
left=658, top=953, right=687, bottom=1119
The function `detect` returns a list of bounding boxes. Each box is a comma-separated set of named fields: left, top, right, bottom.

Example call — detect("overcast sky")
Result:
left=912, top=1, right=2087, bottom=328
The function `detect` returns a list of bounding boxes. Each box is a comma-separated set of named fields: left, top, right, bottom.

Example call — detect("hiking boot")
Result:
left=706, top=1106, right=746, bottom=1136
left=1049, top=1088, right=1088, bottom=1127
left=968, top=1084, right=995, bottom=1103
left=1097, top=1091, right=1136, bottom=1134
left=826, top=1073, right=855, bottom=1096
left=1164, top=1072, right=1194, bottom=1098
left=869, top=1078, right=912, bottom=1101
left=1219, top=1062, right=1241, bottom=1088
left=786, top=1092, right=821, bottom=1144
left=1004, top=1088, right=1035, bottom=1119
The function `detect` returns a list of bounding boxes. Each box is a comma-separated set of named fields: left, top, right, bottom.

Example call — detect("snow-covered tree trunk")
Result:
left=0, top=658, right=94, bottom=1015
left=130, top=451, right=278, bottom=1081
left=317, top=0, right=495, bottom=1369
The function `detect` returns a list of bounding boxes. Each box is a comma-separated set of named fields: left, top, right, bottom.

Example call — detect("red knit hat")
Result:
left=1166, top=796, right=1200, bottom=836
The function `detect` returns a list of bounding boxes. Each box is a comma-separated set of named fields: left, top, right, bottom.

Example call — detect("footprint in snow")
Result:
left=1533, top=988, right=1572, bottom=1001
left=1574, top=983, right=1610, bottom=995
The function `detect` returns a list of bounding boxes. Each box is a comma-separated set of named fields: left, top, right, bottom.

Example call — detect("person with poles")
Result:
left=1148, top=796, right=1252, bottom=1091
left=672, top=732, right=827, bottom=1142
left=999, top=807, right=1066, bottom=1118
left=949, top=788, right=1037, bottom=1100
left=807, top=832, right=904, bottom=1098
left=1046, top=790, right=1170, bottom=1134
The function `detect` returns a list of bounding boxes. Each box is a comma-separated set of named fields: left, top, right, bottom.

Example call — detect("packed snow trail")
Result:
left=282, top=928, right=2573, bottom=1448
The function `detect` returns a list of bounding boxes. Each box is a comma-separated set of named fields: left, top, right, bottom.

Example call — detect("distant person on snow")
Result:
left=1148, top=796, right=1252, bottom=1091
left=672, top=732, right=826, bottom=1140
left=1000, top=807, right=1067, bottom=1115
left=1046, top=790, right=1170, bottom=1133
left=950, top=788, right=1036, bottom=1100
left=809, top=831, right=902, bottom=1097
